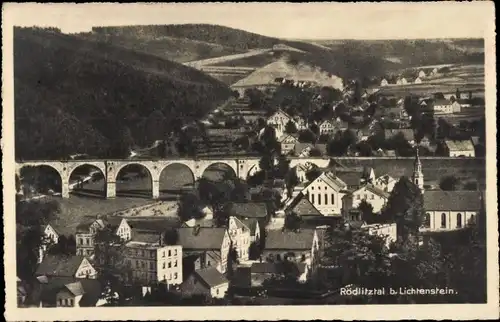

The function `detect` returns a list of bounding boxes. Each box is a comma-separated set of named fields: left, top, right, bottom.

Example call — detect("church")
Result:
left=411, top=148, right=483, bottom=232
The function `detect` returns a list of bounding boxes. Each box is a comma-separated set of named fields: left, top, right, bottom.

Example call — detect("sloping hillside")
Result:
left=313, top=39, right=485, bottom=67
left=83, top=24, right=401, bottom=79
left=14, top=27, right=232, bottom=160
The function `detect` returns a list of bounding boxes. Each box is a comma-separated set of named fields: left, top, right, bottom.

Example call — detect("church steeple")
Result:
left=412, top=145, right=424, bottom=192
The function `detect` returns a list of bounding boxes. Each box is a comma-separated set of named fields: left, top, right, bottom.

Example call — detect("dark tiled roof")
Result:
left=335, top=170, right=362, bottom=188
left=127, top=218, right=181, bottom=233
left=265, top=229, right=316, bottom=250
left=286, top=194, right=322, bottom=216
left=102, top=216, right=125, bottom=229
left=177, top=227, right=227, bottom=250
left=43, top=223, right=62, bottom=236
left=384, top=129, right=415, bottom=142
left=240, top=218, right=259, bottom=235
left=424, top=191, right=482, bottom=211
left=130, top=231, right=162, bottom=244
left=364, top=184, right=391, bottom=199
left=75, top=217, right=100, bottom=233
left=32, top=277, right=102, bottom=307
left=194, top=267, right=229, bottom=288
left=228, top=202, right=268, bottom=219
left=35, top=255, right=87, bottom=277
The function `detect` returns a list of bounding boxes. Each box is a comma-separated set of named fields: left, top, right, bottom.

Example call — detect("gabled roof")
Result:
left=75, top=217, right=102, bottom=233
left=231, top=216, right=250, bottom=231
left=63, top=281, right=85, bottom=297
left=227, top=202, right=268, bottom=219
left=129, top=231, right=162, bottom=244
left=335, top=170, right=363, bottom=188
left=444, top=139, right=474, bottom=151
left=424, top=191, right=482, bottom=211
left=376, top=174, right=396, bottom=184
left=43, top=223, right=62, bottom=236
left=384, top=128, right=415, bottom=141
left=277, top=133, right=298, bottom=143
left=240, top=218, right=259, bottom=235
left=36, top=255, right=87, bottom=277
left=127, top=218, right=181, bottom=233
left=177, top=227, right=227, bottom=250
left=353, top=184, right=391, bottom=199
left=265, top=229, right=316, bottom=250
left=102, top=216, right=126, bottom=230
left=193, top=267, right=229, bottom=288
left=286, top=193, right=322, bottom=216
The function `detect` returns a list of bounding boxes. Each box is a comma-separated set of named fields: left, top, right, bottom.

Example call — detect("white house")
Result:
left=278, top=134, right=299, bottom=155
left=433, top=99, right=461, bottom=114
left=362, top=222, right=397, bottom=246
left=418, top=70, right=426, bottom=78
left=319, top=120, right=337, bottom=135
left=267, top=109, right=294, bottom=138
left=343, top=184, right=391, bottom=213
left=396, top=77, right=408, bottom=85
left=36, top=255, right=98, bottom=279
left=422, top=191, right=482, bottom=231
left=374, top=174, right=397, bottom=193
left=380, top=79, right=389, bottom=87
left=444, top=140, right=476, bottom=157
left=301, top=171, right=348, bottom=216
left=294, top=163, right=317, bottom=183
left=414, top=77, right=423, bottom=84
left=180, top=267, right=229, bottom=299
left=227, top=216, right=252, bottom=261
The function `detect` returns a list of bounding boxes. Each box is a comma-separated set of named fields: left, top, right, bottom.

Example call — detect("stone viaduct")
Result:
left=15, top=157, right=332, bottom=200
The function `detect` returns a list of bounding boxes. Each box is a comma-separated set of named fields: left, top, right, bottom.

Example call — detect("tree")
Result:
left=94, top=225, right=131, bottom=305
left=358, top=200, right=375, bottom=224
left=298, top=129, right=317, bottom=144
left=284, top=120, right=298, bottom=134
left=284, top=212, right=302, bottom=231
left=309, top=147, right=323, bottom=157
left=177, top=193, right=204, bottom=222
left=382, top=177, right=424, bottom=240
left=305, top=167, right=322, bottom=182
left=163, top=229, right=179, bottom=245
left=439, top=175, right=460, bottom=191
left=259, top=152, right=275, bottom=181
left=284, top=169, right=299, bottom=199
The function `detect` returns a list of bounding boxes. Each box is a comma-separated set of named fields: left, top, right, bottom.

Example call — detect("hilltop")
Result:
left=14, top=27, right=232, bottom=160
left=312, top=39, right=484, bottom=67
left=78, top=24, right=402, bottom=80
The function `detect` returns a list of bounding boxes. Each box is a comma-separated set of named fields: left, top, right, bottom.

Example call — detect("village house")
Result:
left=228, top=201, right=269, bottom=220
left=354, top=128, right=372, bottom=142
left=240, top=218, right=261, bottom=244
left=30, top=277, right=105, bottom=308
left=380, top=78, right=389, bottom=87
left=76, top=217, right=132, bottom=257
left=318, top=120, right=337, bottom=135
left=443, top=139, right=476, bottom=157
left=374, top=174, right=397, bottom=193
left=286, top=193, right=322, bottom=218
left=294, top=162, right=317, bottom=183
left=177, top=227, right=231, bottom=274
left=342, top=184, right=391, bottom=214
left=300, top=171, right=348, bottom=216
left=335, top=167, right=376, bottom=191
left=240, top=262, right=309, bottom=288
left=263, top=229, right=320, bottom=275
left=414, top=77, right=423, bottom=84
left=277, top=134, right=299, bottom=155
left=227, top=216, right=252, bottom=261
left=180, top=267, right=229, bottom=299
left=293, top=143, right=327, bottom=157
left=418, top=70, right=426, bottom=78
left=38, top=223, right=62, bottom=264
left=267, top=109, right=294, bottom=138
left=384, top=128, right=416, bottom=145
left=432, top=98, right=461, bottom=114
left=362, top=223, right=397, bottom=247
left=396, top=77, right=408, bottom=85
left=123, top=231, right=183, bottom=287
left=422, top=191, right=483, bottom=231
left=36, top=255, right=97, bottom=280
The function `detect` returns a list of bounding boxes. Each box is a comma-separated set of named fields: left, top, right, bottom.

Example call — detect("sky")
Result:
left=4, top=2, right=493, bottom=40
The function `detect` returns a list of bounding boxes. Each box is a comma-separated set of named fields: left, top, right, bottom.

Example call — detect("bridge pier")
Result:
left=106, top=182, right=116, bottom=199
left=61, top=181, right=70, bottom=198
left=152, top=180, right=160, bottom=200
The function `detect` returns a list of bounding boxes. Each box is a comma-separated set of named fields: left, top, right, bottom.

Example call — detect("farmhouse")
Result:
left=380, top=78, right=389, bottom=87
left=414, top=77, right=423, bottom=84
left=418, top=70, right=426, bottom=78
left=267, top=109, right=294, bottom=138
left=36, top=255, right=97, bottom=280
left=319, top=120, right=337, bottom=135
left=443, top=140, right=475, bottom=157
left=278, top=134, right=299, bottom=154
left=180, top=267, right=229, bottom=299
left=342, top=184, right=391, bottom=214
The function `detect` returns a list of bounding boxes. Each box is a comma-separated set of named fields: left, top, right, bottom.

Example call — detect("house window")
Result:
left=424, top=213, right=431, bottom=228
left=301, top=254, right=306, bottom=262
left=331, top=194, right=334, bottom=204
left=136, top=260, right=139, bottom=268
left=441, top=213, right=447, bottom=228
left=163, top=262, right=166, bottom=269
left=311, top=194, right=315, bottom=204
left=174, top=260, right=178, bottom=267
left=174, top=249, right=178, bottom=256
left=168, top=261, right=171, bottom=268
left=216, top=288, right=220, bottom=295
left=162, top=251, right=165, bottom=258
left=150, top=251, right=155, bottom=258
left=324, top=194, right=328, bottom=205
left=149, top=262, right=154, bottom=270
left=469, top=214, right=475, bottom=225
left=457, top=213, right=462, bottom=228
left=207, top=261, right=211, bottom=266
left=318, top=194, right=321, bottom=205
left=371, top=194, right=374, bottom=200
left=69, top=299, right=74, bottom=306
left=142, top=261, right=146, bottom=268
left=78, top=238, right=82, bottom=245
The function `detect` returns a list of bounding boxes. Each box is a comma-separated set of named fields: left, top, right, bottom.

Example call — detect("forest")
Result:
left=14, top=27, right=232, bottom=160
